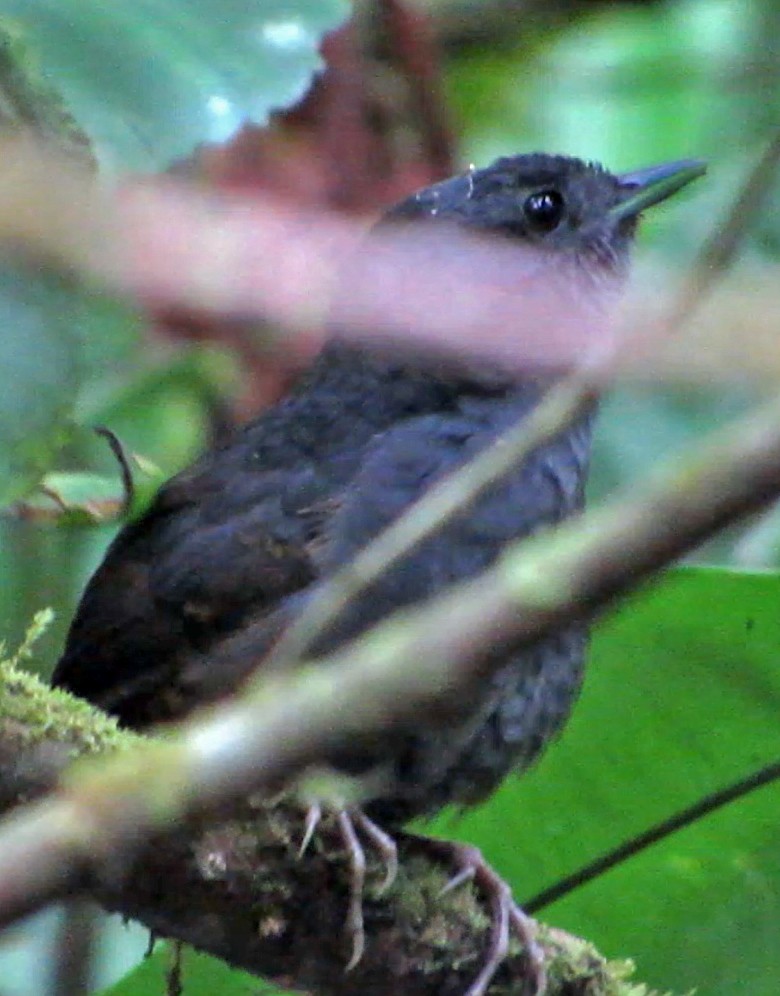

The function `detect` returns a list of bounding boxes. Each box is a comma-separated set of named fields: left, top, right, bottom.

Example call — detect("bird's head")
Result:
left=384, top=153, right=705, bottom=278
left=343, top=153, right=705, bottom=377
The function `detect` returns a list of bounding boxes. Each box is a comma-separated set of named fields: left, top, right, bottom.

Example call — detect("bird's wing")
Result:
left=51, top=455, right=324, bottom=725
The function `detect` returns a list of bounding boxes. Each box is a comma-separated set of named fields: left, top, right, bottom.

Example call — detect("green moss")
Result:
left=0, top=656, right=134, bottom=757
left=0, top=612, right=157, bottom=800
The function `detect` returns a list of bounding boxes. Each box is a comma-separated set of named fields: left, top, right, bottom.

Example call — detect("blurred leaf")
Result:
left=449, top=0, right=761, bottom=181
left=100, top=944, right=281, bottom=996
left=16, top=472, right=125, bottom=524
left=0, top=266, right=81, bottom=506
left=75, top=295, right=144, bottom=384
left=0, top=0, right=349, bottom=170
left=589, top=385, right=751, bottom=502
left=0, top=22, right=92, bottom=160
left=431, top=566, right=780, bottom=995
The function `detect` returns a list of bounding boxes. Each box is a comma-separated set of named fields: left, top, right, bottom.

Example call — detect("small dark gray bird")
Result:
left=53, top=153, right=704, bottom=994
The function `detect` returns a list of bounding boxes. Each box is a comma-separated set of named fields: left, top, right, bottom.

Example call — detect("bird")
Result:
left=53, top=152, right=704, bottom=994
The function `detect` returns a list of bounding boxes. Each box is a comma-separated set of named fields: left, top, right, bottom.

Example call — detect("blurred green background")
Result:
left=0, top=1, right=778, bottom=994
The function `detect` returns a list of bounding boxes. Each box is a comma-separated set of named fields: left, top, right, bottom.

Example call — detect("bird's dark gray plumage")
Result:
left=52, top=152, right=703, bottom=992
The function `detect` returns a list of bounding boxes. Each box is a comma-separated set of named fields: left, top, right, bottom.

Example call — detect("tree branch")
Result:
left=0, top=659, right=642, bottom=996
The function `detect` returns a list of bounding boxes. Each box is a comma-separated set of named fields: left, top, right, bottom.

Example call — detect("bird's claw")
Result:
left=426, top=837, right=547, bottom=996
left=353, top=810, right=399, bottom=894
left=298, top=801, right=322, bottom=858
left=336, top=810, right=367, bottom=971
left=297, top=811, right=545, bottom=992
left=298, top=804, right=399, bottom=972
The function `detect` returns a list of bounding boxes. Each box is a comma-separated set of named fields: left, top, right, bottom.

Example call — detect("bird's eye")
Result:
left=523, top=189, right=565, bottom=233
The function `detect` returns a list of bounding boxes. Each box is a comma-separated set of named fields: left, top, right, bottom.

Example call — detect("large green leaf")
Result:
left=431, top=566, right=780, bottom=995
left=101, top=945, right=278, bottom=996
left=0, top=0, right=348, bottom=169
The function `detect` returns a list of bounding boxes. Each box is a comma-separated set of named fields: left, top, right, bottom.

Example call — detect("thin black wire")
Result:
left=523, top=758, right=780, bottom=914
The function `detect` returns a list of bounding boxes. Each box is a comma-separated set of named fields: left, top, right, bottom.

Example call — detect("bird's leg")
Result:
left=297, top=804, right=399, bottom=971
left=408, top=834, right=547, bottom=996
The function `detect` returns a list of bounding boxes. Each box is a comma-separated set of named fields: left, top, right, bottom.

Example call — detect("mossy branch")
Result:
left=0, top=654, right=649, bottom=996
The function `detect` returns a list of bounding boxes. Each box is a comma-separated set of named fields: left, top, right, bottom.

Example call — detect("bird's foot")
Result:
left=409, top=834, right=546, bottom=996
left=299, top=803, right=399, bottom=971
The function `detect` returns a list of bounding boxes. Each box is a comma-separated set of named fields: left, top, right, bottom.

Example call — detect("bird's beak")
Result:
left=609, top=159, right=707, bottom=220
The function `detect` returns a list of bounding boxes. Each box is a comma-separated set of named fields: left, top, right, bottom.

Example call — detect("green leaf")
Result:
left=0, top=0, right=349, bottom=169
left=430, top=566, right=780, bottom=995
left=450, top=0, right=758, bottom=193
left=0, top=22, right=93, bottom=159
left=0, top=266, right=81, bottom=506
left=18, top=472, right=126, bottom=524
left=100, top=945, right=282, bottom=996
